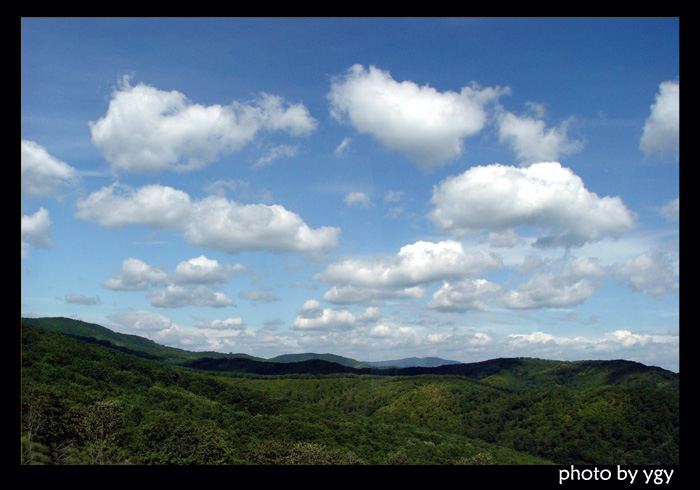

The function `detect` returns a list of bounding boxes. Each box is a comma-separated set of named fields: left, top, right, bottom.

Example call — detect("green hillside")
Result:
left=24, top=316, right=265, bottom=364
left=21, top=317, right=679, bottom=466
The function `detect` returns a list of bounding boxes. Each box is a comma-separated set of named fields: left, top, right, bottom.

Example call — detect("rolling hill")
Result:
left=21, top=316, right=680, bottom=465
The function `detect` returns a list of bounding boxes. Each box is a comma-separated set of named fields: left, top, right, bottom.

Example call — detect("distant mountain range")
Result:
left=22, top=316, right=461, bottom=369
left=365, top=356, right=462, bottom=368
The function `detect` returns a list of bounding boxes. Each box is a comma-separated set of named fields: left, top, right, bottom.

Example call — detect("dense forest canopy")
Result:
left=21, top=317, right=679, bottom=466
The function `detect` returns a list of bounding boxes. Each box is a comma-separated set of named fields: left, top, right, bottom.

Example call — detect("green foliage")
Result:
left=20, top=319, right=679, bottom=465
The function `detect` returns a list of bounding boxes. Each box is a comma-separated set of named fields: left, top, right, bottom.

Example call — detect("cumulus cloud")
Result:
left=147, top=284, right=235, bottom=308
left=315, top=240, right=502, bottom=305
left=76, top=183, right=340, bottom=257
left=21, top=140, right=80, bottom=198
left=75, top=183, right=192, bottom=230
left=428, top=279, right=502, bottom=313
left=109, top=310, right=174, bottom=332
left=102, top=255, right=248, bottom=308
left=501, top=254, right=608, bottom=310
left=21, top=207, right=52, bottom=257
left=497, top=108, right=583, bottom=164
left=291, top=299, right=381, bottom=331
left=172, top=255, right=247, bottom=287
left=613, top=250, right=677, bottom=299
left=640, top=80, right=679, bottom=161
left=102, top=258, right=168, bottom=291
left=328, top=64, right=508, bottom=171
left=89, top=77, right=317, bottom=174
left=184, top=196, right=340, bottom=256
left=428, top=162, right=636, bottom=248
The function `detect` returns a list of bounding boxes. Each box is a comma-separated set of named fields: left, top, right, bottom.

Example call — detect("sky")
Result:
left=21, top=18, right=680, bottom=372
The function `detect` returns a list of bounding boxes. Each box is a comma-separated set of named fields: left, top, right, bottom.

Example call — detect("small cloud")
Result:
left=238, top=290, right=281, bottom=303
left=64, top=294, right=101, bottom=305
left=21, top=207, right=53, bottom=258
left=335, top=137, right=351, bottom=156
left=195, top=317, right=246, bottom=330
left=21, top=140, right=80, bottom=198
left=252, top=144, right=298, bottom=169
left=659, top=198, right=679, bottom=223
left=344, top=191, right=371, bottom=208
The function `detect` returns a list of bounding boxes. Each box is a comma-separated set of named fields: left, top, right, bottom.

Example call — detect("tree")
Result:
left=75, top=400, right=123, bottom=464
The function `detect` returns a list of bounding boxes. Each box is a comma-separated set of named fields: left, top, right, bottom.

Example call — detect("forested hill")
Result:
left=21, top=316, right=678, bottom=386
left=22, top=317, right=679, bottom=465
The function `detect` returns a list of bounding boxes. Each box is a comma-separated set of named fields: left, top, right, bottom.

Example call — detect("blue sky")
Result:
left=21, top=18, right=680, bottom=371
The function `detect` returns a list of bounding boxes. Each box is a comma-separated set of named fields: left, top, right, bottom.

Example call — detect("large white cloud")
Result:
left=428, top=162, right=636, bottom=248
left=328, top=64, right=508, bottom=171
left=75, top=183, right=193, bottom=229
left=76, top=183, right=340, bottom=256
left=21, top=140, right=80, bottom=198
left=89, top=77, right=317, bottom=174
left=184, top=196, right=339, bottom=256
left=640, top=80, right=679, bottom=160
left=315, top=240, right=502, bottom=305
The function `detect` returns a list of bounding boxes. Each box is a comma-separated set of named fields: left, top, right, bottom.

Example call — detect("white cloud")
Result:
left=344, top=191, right=371, bottom=208
left=109, top=310, right=174, bottom=332
left=76, top=183, right=340, bottom=257
left=103, top=255, right=246, bottom=308
left=238, top=290, right=281, bottom=303
left=195, top=317, right=246, bottom=330
left=315, top=240, right=502, bottom=305
left=613, top=250, right=677, bottom=299
left=328, top=64, right=508, bottom=171
left=75, top=183, right=193, bottom=229
left=102, top=257, right=168, bottom=291
left=502, top=274, right=600, bottom=310
left=252, top=144, right=298, bottom=169
left=291, top=300, right=381, bottom=331
left=21, top=140, right=80, bottom=198
left=429, top=162, right=636, bottom=248
left=89, top=77, right=317, bottom=174
left=21, top=207, right=52, bottom=257
left=497, top=109, right=583, bottom=164
left=659, top=198, right=679, bottom=223
left=334, top=137, right=351, bottom=156
left=64, top=294, right=101, bottom=305
left=147, top=284, right=235, bottom=308
left=501, top=254, right=608, bottom=310
left=428, top=279, right=502, bottom=312
left=184, top=196, right=340, bottom=256
left=172, top=255, right=247, bottom=287
left=504, top=329, right=678, bottom=370
left=640, top=80, right=679, bottom=160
